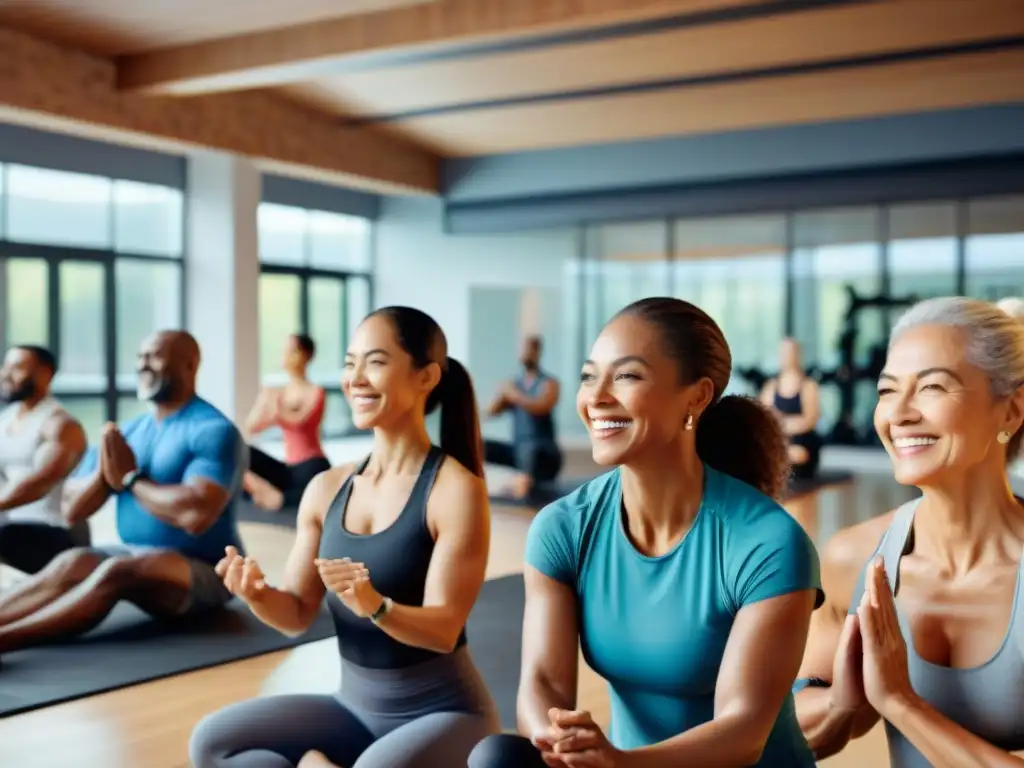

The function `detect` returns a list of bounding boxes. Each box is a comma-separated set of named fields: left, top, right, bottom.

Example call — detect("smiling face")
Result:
left=577, top=313, right=712, bottom=466
left=341, top=315, right=440, bottom=431
left=874, top=323, right=1020, bottom=486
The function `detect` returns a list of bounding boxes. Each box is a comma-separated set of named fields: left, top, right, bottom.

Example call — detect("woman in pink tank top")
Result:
left=243, top=334, right=332, bottom=511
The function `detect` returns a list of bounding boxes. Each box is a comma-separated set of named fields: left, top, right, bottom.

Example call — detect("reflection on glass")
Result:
left=308, top=277, right=344, bottom=378
left=585, top=221, right=669, bottom=343
left=115, top=260, right=183, bottom=389
left=258, top=273, right=302, bottom=381
left=62, top=397, right=109, bottom=445
left=888, top=203, right=958, bottom=309
left=113, top=181, right=184, bottom=257
left=5, top=165, right=112, bottom=248
left=791, top=208, right=882, bottom=442
left=674, top=214, right=787, bottom=387
left=55, top=261, right=106, bottom=393
left=309, top=212, right=372, bottom=271
left=966, top=195, right=1024, bottom=301
left=5, top=258, right=49, bottom=346
left=258, top=203, right=307, bottom=265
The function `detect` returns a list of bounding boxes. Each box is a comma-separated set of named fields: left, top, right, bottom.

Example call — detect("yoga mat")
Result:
left=0, top=575, right=526, bottom=724
left=235, top=499, right=300, bottom=528
left=489, top=477, right=594, bottom=508
left=786, top=469, right=854, bottom=499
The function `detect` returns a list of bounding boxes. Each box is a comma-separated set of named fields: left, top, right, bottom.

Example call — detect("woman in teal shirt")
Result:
left=469, top=297, right=823, bottom=767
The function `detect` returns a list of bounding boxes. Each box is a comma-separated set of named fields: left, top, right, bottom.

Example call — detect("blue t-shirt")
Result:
left=525, top=465, right=821, bottom=765
left=75, top=397, right=245, bottom=565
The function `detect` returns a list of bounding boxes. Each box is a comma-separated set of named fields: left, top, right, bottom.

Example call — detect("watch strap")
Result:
left=122, top=469, right=142, bottom=491
left=370, top=596, right=392, bottom=623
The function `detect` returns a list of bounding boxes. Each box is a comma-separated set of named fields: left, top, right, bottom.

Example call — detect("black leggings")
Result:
left=469, top=734, right=547, bottom=768
left=484, top=440, right=563, bottom=484
left=247, top=447, right=331, bottom=506
left=0, top=520, right=91, bottom=574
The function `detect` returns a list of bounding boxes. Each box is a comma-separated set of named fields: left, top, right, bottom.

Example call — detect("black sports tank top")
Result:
left=773, top=380, right=804, bottom=416
left=318, top=445, right=467, bottom=669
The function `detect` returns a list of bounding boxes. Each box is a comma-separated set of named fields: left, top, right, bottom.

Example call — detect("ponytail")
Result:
left=437, top=356, right=484, bottom=478
left=696, top=395, right=791, bottom=500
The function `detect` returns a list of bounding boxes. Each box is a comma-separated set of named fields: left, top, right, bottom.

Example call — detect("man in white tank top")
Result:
left=0, top=346, right=90, bottom=574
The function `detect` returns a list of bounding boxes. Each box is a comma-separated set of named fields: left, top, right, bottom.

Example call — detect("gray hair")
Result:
left=997, top=296, right=1024, bottom=321
left=891, top=297, right=1024, bottom=458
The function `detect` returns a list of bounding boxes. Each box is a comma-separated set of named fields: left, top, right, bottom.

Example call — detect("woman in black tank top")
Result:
left=190, top=306, right=499, bottom=768
left=760, top=338, right=822, bottom=479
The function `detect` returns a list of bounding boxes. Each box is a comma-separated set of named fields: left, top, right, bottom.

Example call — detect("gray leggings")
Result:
left=189, top=647, right=500, bottom=768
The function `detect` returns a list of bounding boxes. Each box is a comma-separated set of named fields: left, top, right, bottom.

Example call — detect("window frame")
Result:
left=0, top=159, right=186, bottom=424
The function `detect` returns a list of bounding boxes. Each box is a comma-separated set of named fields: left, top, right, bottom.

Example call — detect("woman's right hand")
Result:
left=216, top=546, right=268, bottom=604
left=829, top=613, right=869, bottom=713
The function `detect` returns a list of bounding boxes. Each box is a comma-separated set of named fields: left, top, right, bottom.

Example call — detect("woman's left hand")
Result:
left=548, top=709, right=621, bottom=768
left=857, top=557, right=918, bottom=718
left=315, top=558, right=384, bottom=618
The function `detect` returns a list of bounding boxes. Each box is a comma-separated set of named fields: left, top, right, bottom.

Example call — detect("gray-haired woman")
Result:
left=793, top=296, right=1024, bottom=768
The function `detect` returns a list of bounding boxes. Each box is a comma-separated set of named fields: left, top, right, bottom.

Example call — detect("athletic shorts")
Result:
left=90, top=544, right=232, bottom=616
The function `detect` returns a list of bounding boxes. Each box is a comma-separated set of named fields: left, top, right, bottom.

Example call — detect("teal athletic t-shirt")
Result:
left=525, top=465, right=822, bottom=765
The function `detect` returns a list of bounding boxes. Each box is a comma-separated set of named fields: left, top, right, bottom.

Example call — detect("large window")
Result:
left=0, top=164, right=184, bottom=444
left=565, top=193, right=1024, bottom=448
left=257, top=202, right=373, bottom=435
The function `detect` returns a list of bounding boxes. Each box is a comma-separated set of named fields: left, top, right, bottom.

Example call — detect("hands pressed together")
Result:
left=99, top=422, right=137, bottom=491
left=831, top=557, right=917, bottom=720
left=533, top=709, right=619, bottom=768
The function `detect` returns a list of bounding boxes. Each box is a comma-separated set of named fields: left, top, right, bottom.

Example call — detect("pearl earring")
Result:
left=684, top=413, right=694, bottom=431
left=997, top=430, right=1012, bottom=445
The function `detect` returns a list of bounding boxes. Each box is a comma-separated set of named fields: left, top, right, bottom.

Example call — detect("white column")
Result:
left=184, top=151, right=261, bottom=426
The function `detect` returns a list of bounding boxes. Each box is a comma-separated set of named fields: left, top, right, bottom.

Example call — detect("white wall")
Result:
left=374, top=195, right=585, bottom=438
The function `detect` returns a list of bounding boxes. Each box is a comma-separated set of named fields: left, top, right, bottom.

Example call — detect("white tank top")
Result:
left=0, top=397, right=67, bottom=526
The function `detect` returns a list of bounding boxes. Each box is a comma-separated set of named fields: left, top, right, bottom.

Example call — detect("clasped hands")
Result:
left=831, top=557, right=918, bottom=719
left=533, top=709, right=619, bottom=768
left=98, top=422, right=137, bottom=492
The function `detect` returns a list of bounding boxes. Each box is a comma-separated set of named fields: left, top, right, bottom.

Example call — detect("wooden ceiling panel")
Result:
left=0, top=0, right=432, bottom=55
left=385, top=48, right=1024, bottom=156
left=282, top=0, right=1024, bottom=119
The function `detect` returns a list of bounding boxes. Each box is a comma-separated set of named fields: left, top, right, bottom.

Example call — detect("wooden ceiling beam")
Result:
left=116, top=0, right=766, bottom=95
left=0, top=25, right=439, bottom=194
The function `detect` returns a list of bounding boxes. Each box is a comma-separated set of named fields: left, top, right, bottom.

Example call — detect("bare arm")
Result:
left=373, top=462, right=490, bottom=653
left=759, top=379, right=777, bottom=409
left=242, top=470, right=337, bottom=636
left=131, top=477, right=231, bottom=536
left=485, top=387, right=511, bottom=418
left=796, top=521, right=887, bottom=758
left=64, top=471, right=111, bottom=525
left=619, top=590, right=818, bottom=768
left=517, top=566, right=580, bottom=740
left=510, top=379, right=559, bottom=417
left=885, top=697, right=1024, bottom=768
left=244, top=387, right=279, bottom=438
left=0, top=414, right=87, bottom=513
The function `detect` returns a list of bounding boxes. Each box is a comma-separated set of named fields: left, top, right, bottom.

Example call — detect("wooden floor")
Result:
left=0, top=470, right=917, bottom=768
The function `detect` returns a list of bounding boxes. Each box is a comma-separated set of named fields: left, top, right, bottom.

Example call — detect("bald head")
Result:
left=136, top=330, right=201, bottom=405
left=997, top=297, right=1024, bottom=321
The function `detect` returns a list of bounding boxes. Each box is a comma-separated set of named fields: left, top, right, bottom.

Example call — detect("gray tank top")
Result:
left=850, top=499, right=1024, bottom=767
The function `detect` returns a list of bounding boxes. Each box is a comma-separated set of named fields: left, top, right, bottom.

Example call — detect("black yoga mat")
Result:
left=0, top=575, right=526, bottom=723
left=786, top=469, right=854, bottom=499
left=235, top=499, right=300, bottom=528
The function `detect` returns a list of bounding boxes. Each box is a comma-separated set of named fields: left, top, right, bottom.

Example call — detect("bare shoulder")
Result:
left=428, top=456, right=488, bottom=531
left=44, top=409, right=86, bottom=443
left=820, top=511, right=894, bottom=609
left=297, top=462, right=358, bottom=526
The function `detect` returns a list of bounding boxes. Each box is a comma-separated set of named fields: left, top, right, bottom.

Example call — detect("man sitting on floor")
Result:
left=0, top=345, right=90, bottom=574
left=0, top=330, right=246, bottom=665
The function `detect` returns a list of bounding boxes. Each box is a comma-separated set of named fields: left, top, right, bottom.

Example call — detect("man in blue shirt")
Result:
left=0, top=330, right=245, bottom=661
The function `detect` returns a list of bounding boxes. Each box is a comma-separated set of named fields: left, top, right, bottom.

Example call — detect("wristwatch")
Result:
left=121, top=469, right=142, bottom=492
left=370, top=596, right=393, bottom=624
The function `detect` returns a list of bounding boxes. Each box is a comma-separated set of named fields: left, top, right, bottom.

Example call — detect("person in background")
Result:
left=794, top=297, right=1024, bottom=767
left=483, top=335, right=562, bottom=501
left=470, top=297, right=821, bottom=768
left=244, top=333, right=330, bottom=511
left=761, top=337, right=823, bottom=480
left=0, top=331, right=246, bottom=667
left=0, top=345, right=90, bottom=574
